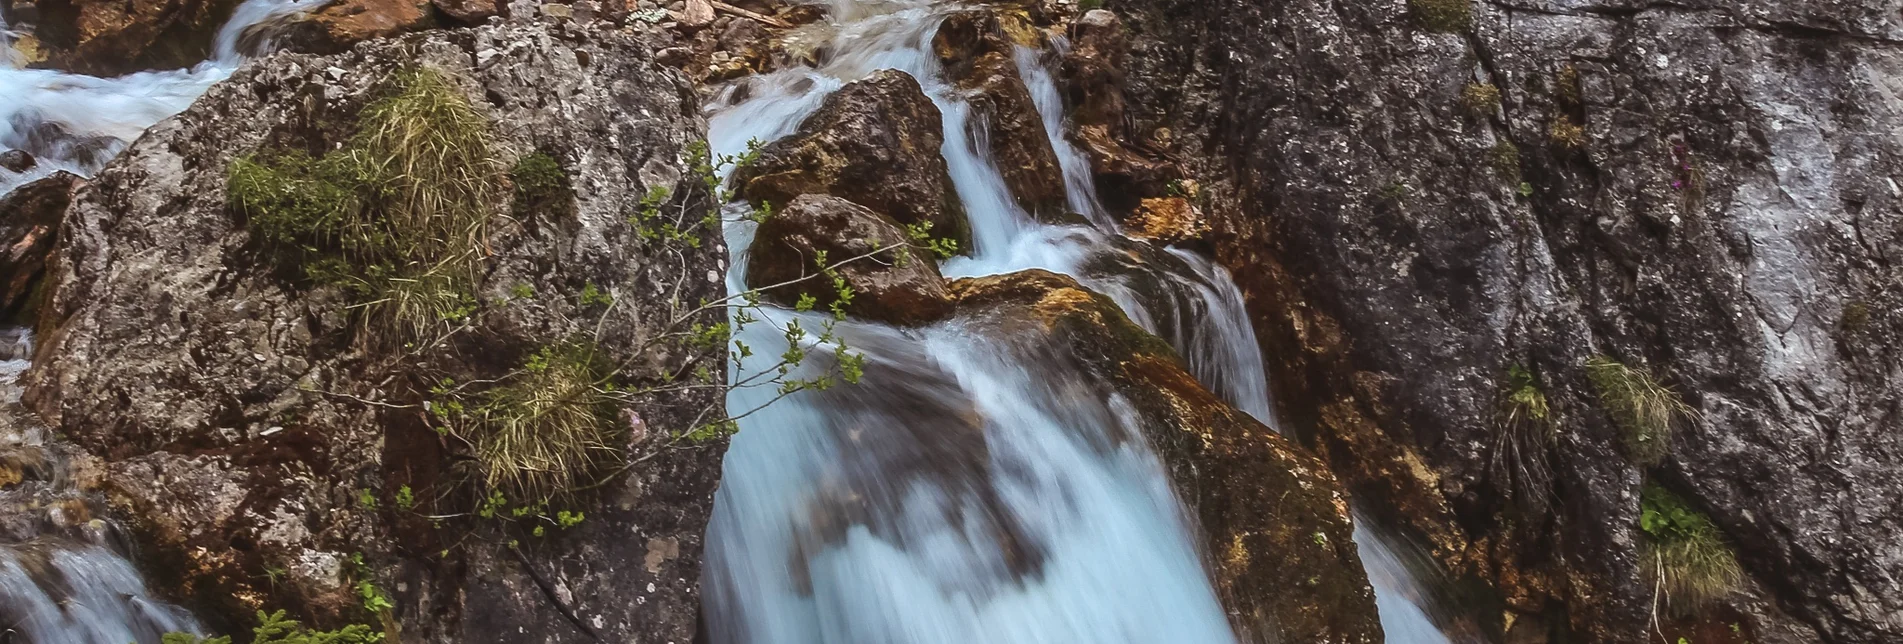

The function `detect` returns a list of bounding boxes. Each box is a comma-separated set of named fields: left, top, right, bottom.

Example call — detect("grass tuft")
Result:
left=1490, top=140, right=1521, bottom=183
left=1460, top=82, right=1501, bottom=116
left=511, top=152, right=567, bottom=210
left=1641, top=483, right=1743, bottom=611
left=464, top=342, right=620, bottom=501
left=1587, top=356, right=1694, bottom=465
left=1549, top=117, right=1586, bottom=149
left=228, top=66, right=500, bottom=345
left=1410, top=0, right=1471, bottom=33
left=1492, top=364, right=1556, bottom=512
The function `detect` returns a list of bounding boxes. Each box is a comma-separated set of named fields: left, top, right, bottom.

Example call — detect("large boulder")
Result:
left=734, top=69, right=971, bottom=251
left=948, top=269, right=1382, bottom=643
left=932, top=8, right=1068, bottom=220
left=745, top=193, right=952, bottom=326
left=22, top=17, right=724, bottom=643
left=0, top=172, right=76, bottom=324
left=1112, top=0, right=1903, bottom=640
left=28, top=0, right=241, bottom=74
left=283, top=0, right=435, bottom=54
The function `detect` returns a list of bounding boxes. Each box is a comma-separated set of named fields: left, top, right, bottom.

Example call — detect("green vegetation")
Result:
left=1410, top=0, right=1471, bottom=32
left=510, top=152, right=566, bottom=208
left=1490, top=140, right=1521, bottom=184
left=1587, top=356, right=1694, bottom=465
left=1841, top=300, right=1870, bottom=334
left=1492, top=365, right=1556, bottom=511
left=904, top=220, right=960, bottom=260
left=227, top=66, right=501, bottom=344
left=1079, top=0, right=1104, bottom=10
left=164, top=610, right=380, bottom=644
left=1549, top=117, right=1586, bottom=149
left=1641, top=482, right=1743, bottom=610
left=1555, top=64, right=1582, bottom=108
left=459, top=342, right=619, bottom=500
left=1460, top=82, right=1501, bottom=116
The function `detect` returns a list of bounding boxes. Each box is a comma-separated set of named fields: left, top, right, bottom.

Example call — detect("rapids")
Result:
left=702, top=1, right=1471, bottom=642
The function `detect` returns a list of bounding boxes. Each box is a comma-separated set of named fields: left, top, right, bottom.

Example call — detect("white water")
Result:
left=704, top=1, right=1467, bottom=642
left=0, top=0, right=325, bottom=195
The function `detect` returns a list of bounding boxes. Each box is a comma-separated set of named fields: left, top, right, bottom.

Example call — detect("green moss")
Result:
left=165, top=609, right=380, bottom=643
left=1641, top=483, right=1742, bottom=611
left=1410, top=0, right=1471, bottom=33
left=227, top=65, right=501, bottom=343
left=1587, top=356, right=1694, bottom=465
left=510, top=152, right=566, bottom=209
left=461, top=341, right=620, bottom=501
left=1842, top=300, right=1871, bottom=334
left=1490, top=140, right=1522, bottom=184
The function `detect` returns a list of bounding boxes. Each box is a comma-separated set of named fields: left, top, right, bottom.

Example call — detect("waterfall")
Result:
left=704, top=2, right=1471, bottom=642
left=0, top=0, right=326, bottom=196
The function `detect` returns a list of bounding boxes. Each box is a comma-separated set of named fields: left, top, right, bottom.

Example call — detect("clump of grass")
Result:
left=1410, top=0, right=1471, bottom=33
left=1492, top=365, right=1557, bottom=512
left=1460, top=82, right=1501, bottom=116
left=511, top=152, right=566, bottom=210
left=1490, top=140, right=1521, bottom=183
left=1640, top=482, right=1743, bottom=611
left=462, top=342, right=619, bottom=501
left=1587, top=356, right=1695, bottom=465
left=1555, top=64, right=1582, bottom=108
left=227, top=65, right=500, bottom=344
left=1550, top=116, right=1586, bottom=149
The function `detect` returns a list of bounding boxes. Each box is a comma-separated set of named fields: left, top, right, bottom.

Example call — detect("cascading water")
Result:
left=703, top=1, right=1470, bottom=642
left=0, top=0, right=325, bottom=195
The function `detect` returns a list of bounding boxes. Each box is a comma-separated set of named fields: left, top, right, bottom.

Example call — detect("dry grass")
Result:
left=466, top=343, right=620, bottom=501
left=1460, top=82, right=1501, bottom=116
left=1641, top=483, right=1743, bottom=612
left=1492, top=365, right=1556, bottom=512
left=1549, top=117, right=1586, bottom=149
left=1587, top=356, right=1695, bottom=465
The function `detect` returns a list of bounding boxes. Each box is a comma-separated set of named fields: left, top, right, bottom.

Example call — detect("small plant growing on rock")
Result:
left=460, top=341, right=619, bottom=501
left=1492, top=364, right=1557, bottom=512
left=1460, top=82, right=1501, bottom=117
left=164, top=610, right=381, bottom=644
left=1490, top=140, right=1521, bottom=184
left=1549, top=117, right=1586, bottom=150
left=1587, top=356, right=1695, bottom=465
left=904, top=220, right=960, bottom=259
left=510, top=152, right=566, bottom=209
left=1410, top=0, right=1471, bottom=33
left=1640, top=482, right=1742, bottom=611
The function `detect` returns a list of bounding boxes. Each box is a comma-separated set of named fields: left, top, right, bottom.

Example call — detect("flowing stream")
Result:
left=703, top=1, right=1467, bottom=642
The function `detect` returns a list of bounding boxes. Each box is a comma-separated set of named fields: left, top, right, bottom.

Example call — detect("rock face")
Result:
left=734, top=68, right=972, bottom=251
left=745, top=193, right=952, bottom=326
left=287, top=0, right=435, bottom=54
left=22, top=17, right=724, bottom=643
left=1106, top=0, right=1903, bottom=641
left=932, top=8, right=1067, bottom=221
left=949, top=270, right=1382, bottom=643
left=0, top=172, right=74, bottom=323
left=1057, top=9, right=1178, bottom=215
left=28, top=0, right=241, bottom=74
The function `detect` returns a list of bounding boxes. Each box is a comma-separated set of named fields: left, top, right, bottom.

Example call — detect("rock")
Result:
left=933, top=8, right=1068, bottom=221
left=23, top=17, right=721, bottom=642
left=285, top=0, right=434, bottom=54
left=0, top=172, right=75, bottom=325
left=0, top=150, right=35, bottom=173
left=1112, top=0, right=1903, bottom=640
left=745, top=194, right=952, bottom=326
left=735, top=69, right=971, bottom=251
left=432, top=0, right=501, bottom=23
left=680, top=0, right=714, bottom=27
left=947, top=269, right=1383, bottom=643
left=1059, top=9, right=1179, bottom=214
left=1124, top=195, right=1206, bottom=244
left=30, top=0, right=241, bottom=74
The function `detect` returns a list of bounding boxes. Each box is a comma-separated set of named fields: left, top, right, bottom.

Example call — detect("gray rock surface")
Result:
left=21, top=16, right=725, bottom=643
left=1104, top=0, right=1903, bottom=641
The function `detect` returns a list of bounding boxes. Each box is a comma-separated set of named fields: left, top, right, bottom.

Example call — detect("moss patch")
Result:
left=1410, top=0, right=1471, bottom=33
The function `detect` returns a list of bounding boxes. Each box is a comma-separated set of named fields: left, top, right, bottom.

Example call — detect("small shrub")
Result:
left=1460, top=82, right=1501, bottom=116
left=1640, top=483, right=1742, bottom=611
left=164, top=609, right=381, bottom=644
left=1550, top=117, right=1586, bottom=149
left=1410, top=0, right=1471, bottom=32
left=1587, top=356, right=1694, bottom=465
left=462, top=342, right=619, bottom=500
left=1492, top=365, right=1557, bottom=512
left=510, top=152, right=566, bottom=209
left=1490, top=140, right=1521, bottom=183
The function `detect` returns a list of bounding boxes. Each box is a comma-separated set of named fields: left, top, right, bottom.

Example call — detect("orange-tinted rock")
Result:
left=735, top=69, right=970, bottom=251
left=933, top=8, right=1067, bottom=221
left=32, top=0, right=242, bottom=74
left=287, top=0, right=433, bottom=53
left=1060, top=9, right=1181, bottom=213
left=1124, top=195, right=1207, bottom=244
left=746, top=194, right=952, bottom=326
left=947, top=270, right=1383, bottom=643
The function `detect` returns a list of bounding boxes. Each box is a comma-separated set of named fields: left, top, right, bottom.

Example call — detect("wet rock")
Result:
left=30, top=0, right=241, bottom=74
left=0, top=172, right=76, bottom=324
left=745, top=194, right=952, bottom=326
left=948, top=269, right=1383, bottom=644
left=284, top=0, right=434, bottom=54
left=933, top=8, right=1067, bottom=221
left=1123, top=195, right=1205, bottom=244
left=1059, top=9, right=1179, bottom=214
left=0, top=150, right=35, bottom=173
left=735, top=68, right=971, bottom=250
left=1113, top=0, right=1903, bottom=640
left=23, top=17, right=720, bottom=642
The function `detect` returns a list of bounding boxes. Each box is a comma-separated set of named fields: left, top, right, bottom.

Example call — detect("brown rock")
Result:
left=288, top=0, right=434, bottom=53
left=0, top=151, right=35, bottom=173
left=681, top=0, right=715, bottom=27
left=32, top=0, right=242, bottom=74
left=947, top=270, right=1383, bottom=643
left=1060, top=9, right=1181, bottom=213
left=745, top=194, right=952, bottom=326
left=735, top=69, right=970, bottom=251
left=0, top=172, right=77, bottom=324
left=933, top=8, right=1068, bottom=221
left=1124, top=195, right=1207, bottom=244
left=432, top=0, right=501, bottom=23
